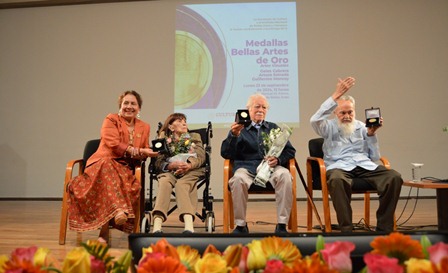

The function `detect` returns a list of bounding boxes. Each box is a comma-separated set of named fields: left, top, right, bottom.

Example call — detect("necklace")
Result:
left=124, top=119, right=134, bottom=126
left=129, top=128, right=135, bottom=145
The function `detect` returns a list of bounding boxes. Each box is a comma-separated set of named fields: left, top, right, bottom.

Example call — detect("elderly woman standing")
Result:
left=152, top=113, right=206, bottom=234
left=68, top=90, right=156, bottom=241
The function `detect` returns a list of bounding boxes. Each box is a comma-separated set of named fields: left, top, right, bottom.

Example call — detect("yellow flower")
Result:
left=0, top=255, right=8, bottom=273
left=405, top=258, right=434, bottom=273
left=33, top=247, right=50, bottom=267
left=194, top=253, right=227, bottom=273
left=370, top=232, right=425, bottom=264
left=62, top=247, right=91, bottom=273
left=247, top=240, right=267, bottom=270
left=177, top=245, right=200, bottom=271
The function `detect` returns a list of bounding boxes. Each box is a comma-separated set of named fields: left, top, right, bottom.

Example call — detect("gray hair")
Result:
left=246, top=92, right=270, bottom=109
left=338, top=95, right=355, bottom=106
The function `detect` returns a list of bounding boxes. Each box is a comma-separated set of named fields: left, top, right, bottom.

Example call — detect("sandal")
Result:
left=114, top=210, right=127, bottom=225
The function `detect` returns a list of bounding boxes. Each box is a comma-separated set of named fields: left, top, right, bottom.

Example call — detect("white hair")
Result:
left=246, top=93, right=270, bottom=109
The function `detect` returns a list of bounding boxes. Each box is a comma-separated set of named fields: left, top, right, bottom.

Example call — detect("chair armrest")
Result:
left=223, top=159, right=233, bottom=188
left=64, top=159, right=84, bottom=190
left=380, top=157, right=391, bottom=169
left=306, top=156, right=327, bottom=192
left=287, top=158, right=296, bottom=173
left=306, top=156, right=326, bottom=176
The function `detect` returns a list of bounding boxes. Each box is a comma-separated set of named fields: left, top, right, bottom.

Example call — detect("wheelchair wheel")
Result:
left=205, top=212, right=215, bottom=233
left=141, top=214, right=151, bottom=233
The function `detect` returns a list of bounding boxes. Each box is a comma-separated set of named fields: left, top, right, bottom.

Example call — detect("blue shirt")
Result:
left=310, top=97, right=380, bottom=171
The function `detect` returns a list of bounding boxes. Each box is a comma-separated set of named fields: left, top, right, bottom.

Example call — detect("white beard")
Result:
left=338, top=120, right=356, bottom=138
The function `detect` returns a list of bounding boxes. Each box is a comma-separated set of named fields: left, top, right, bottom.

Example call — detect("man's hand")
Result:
left=266, top=156, right=279, bottom=167
left=332, top=77, right=356, bottom=101
left=367, top=117, right=383, bottom=136
left=230, top=122, right=244, bottom=137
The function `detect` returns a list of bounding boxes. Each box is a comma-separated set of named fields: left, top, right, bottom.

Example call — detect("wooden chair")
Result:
left=306, top=137, right=394, bottom=232
left=223, top=158, right=298, bottom=233
left=59, top=139, right=144, bottom=245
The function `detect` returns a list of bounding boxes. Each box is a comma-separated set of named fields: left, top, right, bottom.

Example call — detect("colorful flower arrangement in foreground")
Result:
left=1, top=232, right=448, bottom=273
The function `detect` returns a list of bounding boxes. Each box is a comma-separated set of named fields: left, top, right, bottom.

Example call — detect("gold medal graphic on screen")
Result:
left=175, top=31, right=213, bottom=109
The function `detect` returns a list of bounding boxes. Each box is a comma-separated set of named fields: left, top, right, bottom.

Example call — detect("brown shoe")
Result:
left=114, top=211, right=127, bottom=225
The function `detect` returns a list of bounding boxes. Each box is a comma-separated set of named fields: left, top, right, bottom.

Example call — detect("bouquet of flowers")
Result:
left=2, top=232, right=448, bottom=272
left=254, top=124, right=292, bottom=187
left=166, top=132, right=197, bottom=163
left=0, top=240, right=131, bottom=273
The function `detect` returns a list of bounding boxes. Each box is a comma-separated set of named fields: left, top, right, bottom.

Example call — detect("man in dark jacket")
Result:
left=221, top=93, right=296, bottom=234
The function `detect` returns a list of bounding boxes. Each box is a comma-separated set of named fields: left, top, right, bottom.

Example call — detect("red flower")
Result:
left=138, top=252, right=187, bottom=273
left=264, top=259, right=284, bottom=273
left=364, top=253, right=403, bottom=273
left=321, top=241, right=355, bottom=273
left=428, top=242, right=448, bottom=265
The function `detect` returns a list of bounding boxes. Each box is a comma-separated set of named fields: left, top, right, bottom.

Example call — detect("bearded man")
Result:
left=310, top=76, right=402, bottom=233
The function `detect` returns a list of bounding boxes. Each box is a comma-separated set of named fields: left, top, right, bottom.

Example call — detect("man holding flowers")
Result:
left=221, top=93, right=296, bottom=234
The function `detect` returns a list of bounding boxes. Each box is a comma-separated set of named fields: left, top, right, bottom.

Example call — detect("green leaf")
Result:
left=316, top=235, right=325, bottom=260
left=112, top=250, right=132, bottom=273
left=420, top=235, right=432, bottom=259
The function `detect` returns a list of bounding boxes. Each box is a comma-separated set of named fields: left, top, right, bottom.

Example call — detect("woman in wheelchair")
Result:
left=152, top=113, right=206, bottom=233
left=67, top=90, right=156, bottom=242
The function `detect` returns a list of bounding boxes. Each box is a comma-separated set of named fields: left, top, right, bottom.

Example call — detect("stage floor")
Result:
left=0, top=197, right=439, bottom=263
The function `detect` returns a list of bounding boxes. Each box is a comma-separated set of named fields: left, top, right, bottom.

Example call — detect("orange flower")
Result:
left=223, top=244, right=243, bottom=268
left=203, top=244, right=222, bottom=256
left=260, top=236, right=302, bottom=267
left=3, top=256, right=48, bottom=273
left=138, top=252, right=187, bottom=273
left=370, top=232, right=425, bottom=264
left=286, top=253, right=338, bottom=273
left=141, top=238, right=180, bottom=261
left=432, top=256, right=448, bottom=273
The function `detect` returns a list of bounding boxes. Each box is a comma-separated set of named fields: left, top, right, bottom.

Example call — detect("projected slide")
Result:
left=175, top=2, right=299, bottom=128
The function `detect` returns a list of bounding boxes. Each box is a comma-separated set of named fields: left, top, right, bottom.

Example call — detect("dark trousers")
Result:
left=326, top=165, right=403, bottom=232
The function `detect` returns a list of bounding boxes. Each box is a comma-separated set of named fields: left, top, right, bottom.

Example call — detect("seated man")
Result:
left=221, top=93, right=296, bottom=234
left=310, top=76, right=402, bottom=232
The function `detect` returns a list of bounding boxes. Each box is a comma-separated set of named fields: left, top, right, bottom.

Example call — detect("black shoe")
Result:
left=232, top=225, right=249, bottom=234
left=153, top=230, right=163, bottom=234
left=182, top=230, right=193, bottom=234
left=340, top=226, right=353, bottom=233
left=275, top=224, right=288, bottom=234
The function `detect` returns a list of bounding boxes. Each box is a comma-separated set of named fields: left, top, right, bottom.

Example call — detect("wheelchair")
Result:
left=141, top=121, right=215, bottom=233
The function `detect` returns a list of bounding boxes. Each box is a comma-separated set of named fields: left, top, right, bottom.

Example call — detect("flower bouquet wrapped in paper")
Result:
left=167, top=132, right=197, bottom=163
left=254, top=124, right=292, bottom=187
